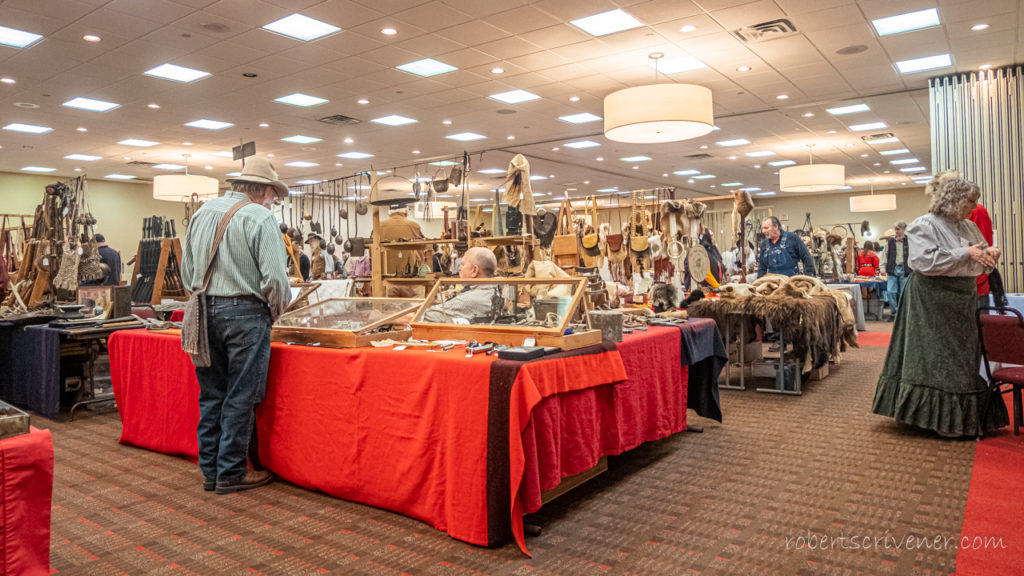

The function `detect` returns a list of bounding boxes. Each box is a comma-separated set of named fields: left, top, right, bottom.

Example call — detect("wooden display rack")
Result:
left=131, top=237, right=187, bottom=305
left=409, top=277, right=601, bottom=350
left=271, top=297, right=423, bottom=348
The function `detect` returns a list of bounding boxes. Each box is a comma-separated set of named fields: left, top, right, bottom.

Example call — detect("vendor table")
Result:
left=0, top=427, right=54, bottom=575
left=109, top=320, right=724, bottom=554
left=825, top=283, right=867, bottom=331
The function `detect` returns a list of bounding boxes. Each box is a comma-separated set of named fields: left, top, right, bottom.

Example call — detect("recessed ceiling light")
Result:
left=446, top=132, right=486, bottom=141
left=736, top=65, right=751, bottom=72
left=4, top=122, right=53, bottom=134
left=776, top=94, right=789, bottom=100
left=281, top=135, right=322, bottom=144
left=371, top=114, right=418, bottom=126
left=729, top=156, right=737, bottom=160
left=570, top=9, right=642, bottom=37
left=755, top=191, right=776, bottom=196
left=568, top=96, right=580, bottom=102
left=860, top=153, right=869, bottom=157
left=739, top=187, right=761, bottom=192
left=123, top=156, right=131, bottom=160
left=507, top=135, right=515, bottom=140
left=442, top=119, right=452, bottom=125
left=212, top=151, right=233, bottom=158
left=274, top=93, right=328, bottom=107
left=722, top=182, right=743, bottom=187
left=880, top=148, right=910, bottom=156
left=891, top=158, right=920, bottom=165
left=285, top=161, right=319, bottom=168
left=716, top=138, right=750, bottom=147
left=827, top=103, right=870, bottom=115
left=971, top=23, right=990, bottom=31
left=478, top=168, right=505, bottom=174
left=62, top=97, right=120, bottom=112
left=900, top=166, right=927, bottom=172
left=22, top=166, right=56, bottom=172
left=263, top=14, right=341, bottom=41
left=147, top=103, right=160, bottom=109
left=490, top=66, right=504, bottom=74
left=700, top=145, right=709, bottom=149
left=296, top=179, right=323, bottom=185
left=83, top=34, right=101, bottom=42
left=380, top=27, right=397, bottom=36
left=226, top=172, right=242, bottom=177
left=337, top=152, right=374, bottom=159
left=342, top=138, right=354, bottom=144
left=64, top=154, right=101, bottom=161
left=979, top=64, right=993, bottom=70
left=153, top=163, right=185, bottom=170
left=182, top=142, right=192, bottom=146
left=867, top=137, right=900, bottom=145
left=144, top=63, right=211, bottom=83
left=397, top=58, right=457, bottom=77
left=872, top=8, right=940, bottom=36
left=563, top=140, right=601, bottom=149
left=185, top=119, right=234, bottom=130
left=429, top=161, right=459, bottom=167
left=558, top=112, right=602, bottom=124
left=205, top=165, right=212, bottom=170
left=551, top=147, right=560, bottom=151
left=802, top=112, right=814, bottom=117
left=653, top=55, right=706, bottom=74
left=827, top=130, right=837, bottom=134
left=895, top=53, right=952, bottom=74
left=118, top=138, right=159, bottom=147
left=76, top=127, right=87, bottom=132
left=680, top=25, right=696, bottom=33
left=849, top=121, right=887, bottom=131
left=105, top=174, right=135, bottom=180
left=595, top=157, right=603, bottom=161
left=357, top=98, right=369, bottom=105
left=673, top=169, right=699, bottom=176
left=489, top=89, right=541, bottom=104
left=259, top=122, right=269, bottom=128
left=529, top=175, right=547, bottom=181
left=745, top=150, right=775, bottom=157
left=0, top=77, right=14, bottom=84
left=692, top=174, right=716, bottom=180
left=0, top=25, right=42, bottom=48
left=620, top=155, right=652, bottom=162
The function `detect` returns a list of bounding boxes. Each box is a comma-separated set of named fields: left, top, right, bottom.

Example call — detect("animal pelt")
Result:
left=524, top=259, right=572, bottom=298
left=719, top=283, right=755, bottom=299
left=680, top=288, right=705, bottom=309
left=731, top=189, right=754, bottom=246
left=787, top=274, right=826, bottom=296
left=649, top=282, right=682, bottom=313
left=823, top=289, right=859, bottom=351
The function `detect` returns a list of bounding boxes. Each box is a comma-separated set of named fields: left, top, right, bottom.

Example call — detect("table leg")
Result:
left=756, top=330, right=802, bottom=396
left=69, top=338, right=116, bottom=421
left=719, top=315, right=746, bottom=391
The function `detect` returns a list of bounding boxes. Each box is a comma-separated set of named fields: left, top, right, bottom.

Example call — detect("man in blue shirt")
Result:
left=757, top=216, right=815, bottom=277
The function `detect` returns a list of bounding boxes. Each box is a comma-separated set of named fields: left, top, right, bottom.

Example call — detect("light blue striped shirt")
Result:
left=181, top=191, right=290, bottom=320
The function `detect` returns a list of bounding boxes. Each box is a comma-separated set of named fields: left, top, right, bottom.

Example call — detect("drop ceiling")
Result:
left=0, top=0, right=1020, bottom=204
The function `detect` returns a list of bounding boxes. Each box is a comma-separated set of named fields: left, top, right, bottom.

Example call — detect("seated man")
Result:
left=422, top=247, right=500, bottom=324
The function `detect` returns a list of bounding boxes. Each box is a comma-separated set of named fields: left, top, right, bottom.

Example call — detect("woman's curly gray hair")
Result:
left=925, top=170, right=979, bottom=218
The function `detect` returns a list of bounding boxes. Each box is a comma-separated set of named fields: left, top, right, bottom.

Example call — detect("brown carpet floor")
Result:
left=38, top=327, right=973, bottom=575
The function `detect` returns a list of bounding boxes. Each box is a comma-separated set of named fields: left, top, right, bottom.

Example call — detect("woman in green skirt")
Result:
left=872, top=170, right=1008, bottom=437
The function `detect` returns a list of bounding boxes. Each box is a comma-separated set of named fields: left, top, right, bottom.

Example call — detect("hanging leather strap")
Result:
left=199, top=200, right=253, bottom=293
left=557, top=199, right=574, bottom=235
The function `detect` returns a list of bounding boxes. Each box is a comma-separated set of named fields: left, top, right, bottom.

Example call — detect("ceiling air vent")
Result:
left=733, top=19, right=798, bottom=43
left=684, top=153, right=713, bottom=160
left=127, top=160, right=157, bottom=167
left=318, top=114, right=361, bottom=126
left=861, top=132, right=896, bottom=142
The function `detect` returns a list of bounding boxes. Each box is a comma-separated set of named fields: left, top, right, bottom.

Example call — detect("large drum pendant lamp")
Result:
left=779, top=144, right=846, bottom=192
left=603, top=53, right=714, bottom=144
left=153, top=154, right=219, bottom=201
left=850, top=182, right=897, bottom=212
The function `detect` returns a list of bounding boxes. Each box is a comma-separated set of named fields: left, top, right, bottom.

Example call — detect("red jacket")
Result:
left=968, top=204, right=993, bottom=296
left=856, top=250, right=879, bottom=277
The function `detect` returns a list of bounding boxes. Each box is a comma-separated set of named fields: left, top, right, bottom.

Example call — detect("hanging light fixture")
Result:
left=850, top=180, right=897, bottom=212
left=153, top=154, right=220, bottom=202
left=779, top=144, right=846, bottom=192
left=603, top=52, right=714, bottom=144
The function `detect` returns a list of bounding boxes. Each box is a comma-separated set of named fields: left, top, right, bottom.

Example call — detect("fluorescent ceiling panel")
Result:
left=396, top=58, right=457, bottom=77
left=867, top=137, right=900, bottom=145
left=185, top=119, right=234, bottom=130
left=429, top=160, right=459, bottom=166
left=722, top=182, right=743, bottom=187
left=105, top=174, right=135, bottom=179
left=692, top=174, right=716, bottom=179
left=281, top=135, right=322, bottom=144
left=768, top=160, right=796, bottom=167
left=143, top=63, right=211, bottom=83
left=653, top=55, right=706, bottom=74
left=890, top=158, right=919, bottom=165
left=756, top=191, right=777, bottom=196
left=0, top=25, right=42, bottom=48
left=370, top=114, right=418, bottom=126
left=477, top=168, right=506, bottom=174
left=563, top=140, right=601, bottom=149
left=558, top=112, right=602, bottom=124
left=529, top=175, right=547, bottom=180
left=745, top=150, right=775, bottom=157
left=445, top=132, right=486, bottom=141
left=489, top=89, right=541, bottom=104
left=596, top=187, right=618, bottom=192
left=296, top=179, right=321, bottom=185
left=673, top=169, right=700, bottom=176
left=118, top=138, right=159, bottom=147
left=152, top=163, right=185, bottom=170
left=337, top=152, right=374, bottom=159
left=22, top=166, right=56, bottom=172
left=879, top=148, right=910, bottom=156
left=274, top=93, right=328, bottom=107
left=64, top=154, right=101, bottom=161
left=212, top=151, right=234, bottom=158
left=263, top=14, right=340, bottom=41
left=62, top=97, right=120, bottom=112
left=716, top=138, right=750, bottom=147
left=285, top=161, right=319, bottom=167
left=895, top=54, right=952, bottom=74
left=849, top=121, right=887, bottom=131
left=872, top=8, right=940, bottom=36
left=827, top=103, right=870, bottom=115
left=900, top=166, right=927, bottom=172
left=620, top=155, right=652, bottom=162
left=570, top=9, right=642, bottom=37
left=4, top=123, right=52, bottom=134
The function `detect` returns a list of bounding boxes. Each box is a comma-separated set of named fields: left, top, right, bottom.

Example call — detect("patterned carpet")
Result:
left=39, top=326, right=974, bottom=575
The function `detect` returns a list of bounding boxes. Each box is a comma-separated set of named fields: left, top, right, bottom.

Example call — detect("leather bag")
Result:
left=581, top=196, right=600, bottom=255
left=551, top=199, right=579, bottom=264
left=533, top=210, right=557, bottom=249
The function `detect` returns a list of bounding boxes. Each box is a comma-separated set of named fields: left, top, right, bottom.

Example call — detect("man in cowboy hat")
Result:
left=181, top=156, right=290, bottom=495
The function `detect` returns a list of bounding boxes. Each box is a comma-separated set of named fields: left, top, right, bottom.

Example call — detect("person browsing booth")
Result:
left=757, top=216, right=815, bottom=277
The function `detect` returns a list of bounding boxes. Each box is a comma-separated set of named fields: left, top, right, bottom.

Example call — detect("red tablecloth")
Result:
left=109, top=327, right=689, bottom=554
left=0, top=426, right=54, bottom=575
left=169, top=309, right=184, bottom=322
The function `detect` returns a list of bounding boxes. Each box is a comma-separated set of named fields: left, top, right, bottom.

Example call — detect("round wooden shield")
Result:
left=687, top=244, right=710, bottom=281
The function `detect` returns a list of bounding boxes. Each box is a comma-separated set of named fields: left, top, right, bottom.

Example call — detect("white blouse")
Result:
left=907, top=212, right=992, bottom=277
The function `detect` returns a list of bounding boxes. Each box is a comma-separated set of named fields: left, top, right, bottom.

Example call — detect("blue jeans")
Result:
left=887, top=265, right=909, bottom=317
left=195, top=296, right=272, bottom=483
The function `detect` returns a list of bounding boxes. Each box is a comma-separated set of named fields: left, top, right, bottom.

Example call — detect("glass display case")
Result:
left=409, top=277, right=601, bottom=350
left=272, top=297, right=423, bottom=348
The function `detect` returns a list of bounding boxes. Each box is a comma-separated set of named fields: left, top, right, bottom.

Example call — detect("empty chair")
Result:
left=977, top=306, right=1024, bottom=436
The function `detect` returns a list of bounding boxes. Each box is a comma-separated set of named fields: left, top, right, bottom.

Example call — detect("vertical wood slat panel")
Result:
left=929, top=66, right=1023, bottom=293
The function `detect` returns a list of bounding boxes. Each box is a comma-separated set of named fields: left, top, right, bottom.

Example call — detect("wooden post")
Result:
left=370, top=173, right=384, bottom=297
left=846, top=237, right=855, bottom=275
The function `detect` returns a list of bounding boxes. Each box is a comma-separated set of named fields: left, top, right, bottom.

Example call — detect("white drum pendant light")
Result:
left=153, top=154, right=219, bottom=201
left=603, top=53, right=714, bottom=144
left=779, top=144, right=846, bottom=192
left=850, top=182, right=897, bottom=212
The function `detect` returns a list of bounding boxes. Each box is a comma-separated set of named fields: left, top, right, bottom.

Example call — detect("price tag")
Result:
left=77, top=246, right=83, bottom=255
left=42, top=257, right=49, bottom=266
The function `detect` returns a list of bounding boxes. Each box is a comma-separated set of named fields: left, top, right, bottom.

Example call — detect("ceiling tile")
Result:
left=482, top=6, right=562, bottom=36
left=475, top=36, right=545, bottom=60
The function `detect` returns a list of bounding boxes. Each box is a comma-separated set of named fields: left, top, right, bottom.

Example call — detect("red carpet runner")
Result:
left=956, top=395, right=1024, bottom=575
left=856, top=331, right=892, bottom=347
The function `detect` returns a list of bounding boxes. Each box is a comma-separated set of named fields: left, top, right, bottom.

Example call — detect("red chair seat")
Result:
left=993, top=366, right=1024, bottom=386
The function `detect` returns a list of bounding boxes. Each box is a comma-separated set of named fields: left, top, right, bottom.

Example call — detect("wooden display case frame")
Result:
left=272, top=297, right=423, bottom=348
left=409, top=277, right=601, bottom=350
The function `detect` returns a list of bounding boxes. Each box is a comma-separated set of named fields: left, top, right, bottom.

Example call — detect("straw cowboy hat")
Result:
left=226, top=156, right=288, bottom=198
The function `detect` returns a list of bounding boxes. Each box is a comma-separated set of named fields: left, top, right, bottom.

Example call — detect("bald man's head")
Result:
left=459, top=246, right=497, bottom=279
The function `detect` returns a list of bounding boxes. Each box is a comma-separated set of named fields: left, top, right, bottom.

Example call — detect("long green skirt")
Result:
left=872, top=272, right=1009, bottom=436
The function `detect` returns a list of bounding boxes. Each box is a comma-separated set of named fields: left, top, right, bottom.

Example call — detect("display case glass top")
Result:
left=275, top=297, right=422, bottom=333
